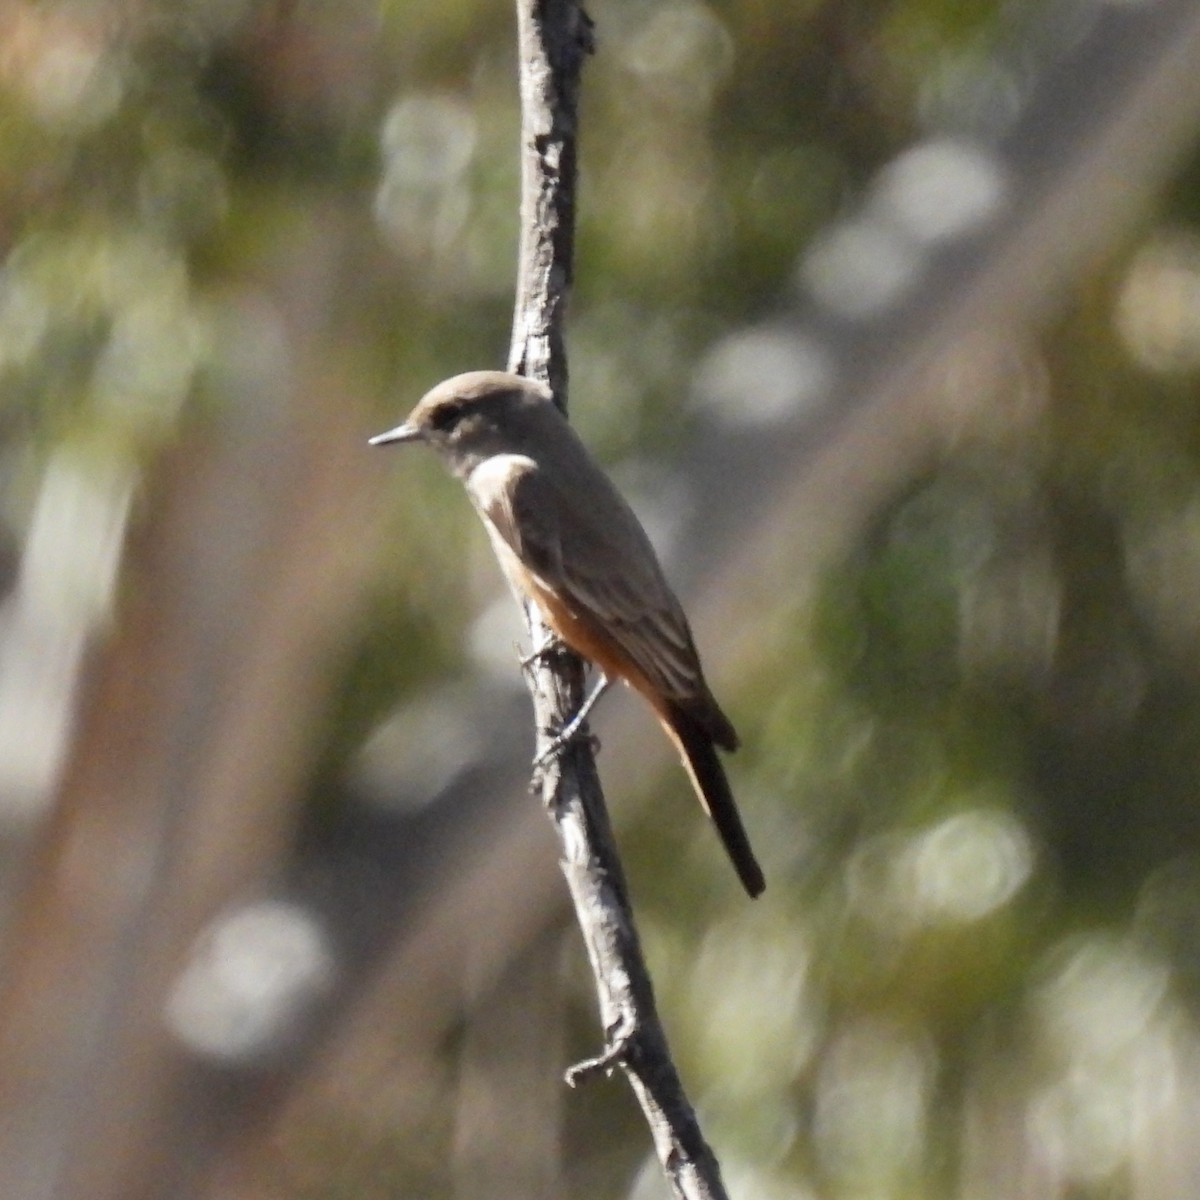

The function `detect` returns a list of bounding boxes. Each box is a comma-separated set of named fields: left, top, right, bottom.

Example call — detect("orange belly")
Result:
left=522, top=571, right=673, bottom=723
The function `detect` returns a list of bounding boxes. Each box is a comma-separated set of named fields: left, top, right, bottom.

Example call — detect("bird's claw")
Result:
left=517, top=637, right=570, bottom=675
left=531, top=672, right=612, bottom=773
left=533, top=712, right=601, bottom=771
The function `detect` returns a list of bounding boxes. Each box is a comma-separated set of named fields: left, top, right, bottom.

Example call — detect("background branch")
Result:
left=506, top=2, right=733, bottom=1197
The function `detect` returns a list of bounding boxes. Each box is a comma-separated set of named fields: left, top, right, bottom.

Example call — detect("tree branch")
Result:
left=506, top=2, right=733, bottom=1198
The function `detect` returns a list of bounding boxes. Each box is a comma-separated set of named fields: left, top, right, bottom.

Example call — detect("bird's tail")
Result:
left=665, top=709, right=765, bottom=898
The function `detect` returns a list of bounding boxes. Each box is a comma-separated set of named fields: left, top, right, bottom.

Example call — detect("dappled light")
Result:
left=1117, top=228, right=1200, bottom=374
left=872, top=137, right=1010, bottom=246
left=375, top=92, right=478, bottom=260
left=813, top=1019, right=935, bottom=1191
left=1027, top=934, right=1179, bottom=1185
left=165, top=899, right=337, bottom=1064
left=692, top=326, right=836, bottom=426
left=801, top=214, right=926, bottom=319
left=0, top=449, right=133, bottom=815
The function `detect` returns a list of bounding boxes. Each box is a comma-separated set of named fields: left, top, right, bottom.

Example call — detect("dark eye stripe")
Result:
left=429, top=402, right=463, bottom=432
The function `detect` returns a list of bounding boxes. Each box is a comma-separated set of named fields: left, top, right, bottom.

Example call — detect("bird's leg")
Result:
left=533, top=672, right=611, bottom=768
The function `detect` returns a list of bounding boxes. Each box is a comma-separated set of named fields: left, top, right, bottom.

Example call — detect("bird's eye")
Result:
left=429, top=403, right=461, bottom=433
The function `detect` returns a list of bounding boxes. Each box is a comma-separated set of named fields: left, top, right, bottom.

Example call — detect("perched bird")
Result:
left=371, top=371, right=764, bottom=897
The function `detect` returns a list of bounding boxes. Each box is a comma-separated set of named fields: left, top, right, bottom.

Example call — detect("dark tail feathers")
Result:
left=669, top=711, right=765, bottom=898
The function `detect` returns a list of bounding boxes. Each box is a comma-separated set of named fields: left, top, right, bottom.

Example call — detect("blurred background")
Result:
left=2, top=0, right=1200, bottom=1197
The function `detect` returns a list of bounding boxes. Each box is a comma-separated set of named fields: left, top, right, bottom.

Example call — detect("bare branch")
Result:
left=507, top=2, right=734, bottom=1197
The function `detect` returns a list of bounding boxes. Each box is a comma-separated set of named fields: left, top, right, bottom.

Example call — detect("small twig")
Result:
left=506, top=2, right=733, bottom=1198
left=563, top=1015, right=634, bottom=1086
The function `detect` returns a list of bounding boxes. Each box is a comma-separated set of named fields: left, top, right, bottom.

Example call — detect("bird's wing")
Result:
left=470, top=454, right=705, bottom=704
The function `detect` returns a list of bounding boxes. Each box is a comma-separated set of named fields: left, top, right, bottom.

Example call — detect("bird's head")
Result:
left=370, top=370, right=555, bottom=478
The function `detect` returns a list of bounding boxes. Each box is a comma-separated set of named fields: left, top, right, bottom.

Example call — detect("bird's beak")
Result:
left=368, top=422, right=423, bottom=446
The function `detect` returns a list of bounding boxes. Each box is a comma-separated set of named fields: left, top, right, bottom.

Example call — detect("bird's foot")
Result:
left=516, top=635, right=571, bottom=676
left=530, top=729, right=601, bottom=793
left=531, top=674, right=612, bottom=770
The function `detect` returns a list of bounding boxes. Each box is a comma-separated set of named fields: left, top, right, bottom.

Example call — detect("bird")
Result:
left=371, top=370, right=764, bottom=897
